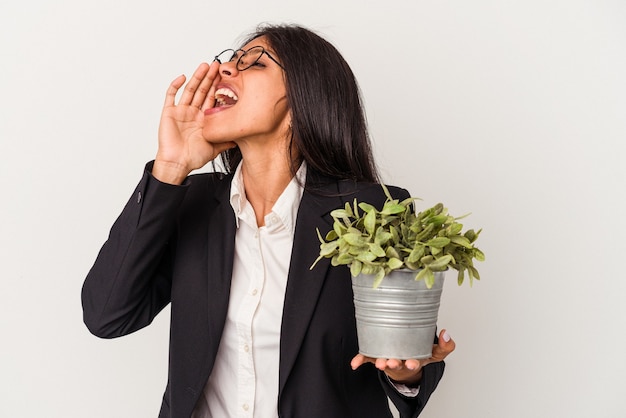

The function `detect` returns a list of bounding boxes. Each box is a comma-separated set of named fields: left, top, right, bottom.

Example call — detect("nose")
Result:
left=219, top=60, right=238, bottom=77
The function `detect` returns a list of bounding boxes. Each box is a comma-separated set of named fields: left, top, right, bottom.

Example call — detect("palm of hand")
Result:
left=158, top=104, right=210, bottom=168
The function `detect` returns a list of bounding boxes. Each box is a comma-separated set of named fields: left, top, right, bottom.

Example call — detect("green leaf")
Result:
left=425, top=237, right=451, bottom=248
left=368, top=243, right=386, bottom=258
left=381, top=203, right=406, bottom=215
left=415, top=224, right=435, bottom=241
left=330, top=209, right=349, bottom=219
left=381, top=183, right=393, bottom=201
left=457, top=268, right=465, bottom=285
left=310, top=255, right=323, bottom=270
left=400, top=223, right=410, bottom=240
left=387, top=257, right=404, bottom=270
left=343, top=201, right=354, bottom=218
left=400, top=197, right=419, bottom=207
left=358, top=202, right=376, bottom=213
left=390, top=225, right=400, bottom=244
left=427, top=254, right=453, bottom=270
left=447, top=222, right=463, bottom=235
left=350, top=260, right=363, bottom=277
left=451, top=210, right=470, bottom=220
left=336, top=253, right=354, bottom=265
left=425, top=270, right=435, bottom=288
left=319, top=241, right=339, bottom=256
left=361, top=264, right=376, bottom=275
left=468, top=265, right=481, bottom=281
left=372, top=266, right=386, bottom=288
left=356, top=252, right=377, bottom=262
left=449, top=235, right=472, bottom=248
left=427, top=214, right=448, bottom=226
left=315, top=228, right=324, bottom=243
left=404, top=260, right=420, bottom=270
left=332, top=222, right=345, bottom=238
left=347, top=244, right=368, bottom=256
left=407, top=245, right=425, bottom=263
left=343, top=233, right=365, bottom=246
left=474, top=248, right=485, bottom=262
left=374, top=227, right=392, bottom=246
left=385, top=246, right=401, bottom=260
left=415, top=268, right=435, bottom=288
left=364, top=209, right=376, bottom=235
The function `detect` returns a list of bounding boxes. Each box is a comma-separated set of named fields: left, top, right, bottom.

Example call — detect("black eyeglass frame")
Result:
left=214, top=46, right=284, bottom=71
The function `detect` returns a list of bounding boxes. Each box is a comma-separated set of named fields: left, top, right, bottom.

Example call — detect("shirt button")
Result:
left=244, top=344, right=249, bottom=352
left=251, top=289, right=258, bottom=296
left=242, top=403, right=249, bottom=411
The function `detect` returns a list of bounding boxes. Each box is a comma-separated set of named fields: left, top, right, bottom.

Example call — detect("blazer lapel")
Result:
left=278, top=176, right=344, bottom=394
left=205, top=176, right=237, bottom=363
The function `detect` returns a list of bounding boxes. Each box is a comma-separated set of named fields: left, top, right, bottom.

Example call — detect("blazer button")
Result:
left=137, top=191, right=142, bottom=203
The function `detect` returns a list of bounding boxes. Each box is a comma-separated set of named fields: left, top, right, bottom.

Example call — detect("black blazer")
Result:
left=82, top=163, right=444, bottom=418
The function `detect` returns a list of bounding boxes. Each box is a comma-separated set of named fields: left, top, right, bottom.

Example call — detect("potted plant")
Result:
left=310, top=185, right=484, bottom=359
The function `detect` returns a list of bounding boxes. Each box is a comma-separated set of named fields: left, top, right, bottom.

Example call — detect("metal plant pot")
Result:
left=351, top=269, right=445, bottom=359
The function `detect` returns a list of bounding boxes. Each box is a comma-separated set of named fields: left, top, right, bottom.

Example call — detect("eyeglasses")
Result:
left=214, top=46, right=284, bottom=71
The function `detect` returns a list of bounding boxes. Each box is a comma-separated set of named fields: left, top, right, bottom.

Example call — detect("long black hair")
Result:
left=219, top=24, right=380, bottom=183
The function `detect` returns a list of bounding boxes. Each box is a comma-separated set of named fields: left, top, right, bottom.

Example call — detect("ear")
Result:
left=285, top=110, right=293, bottom=133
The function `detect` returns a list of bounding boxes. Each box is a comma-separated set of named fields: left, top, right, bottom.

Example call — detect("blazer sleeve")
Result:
left=379, top=361, right=445, bottom=418
left=81, top=163, right=189, bottom=338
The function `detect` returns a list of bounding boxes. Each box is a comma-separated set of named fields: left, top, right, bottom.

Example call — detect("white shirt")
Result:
left=192, top=162, right=306, bottom=418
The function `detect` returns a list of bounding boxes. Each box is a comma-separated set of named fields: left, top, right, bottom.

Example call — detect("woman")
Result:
left=82, top=24, right=455, bottom=418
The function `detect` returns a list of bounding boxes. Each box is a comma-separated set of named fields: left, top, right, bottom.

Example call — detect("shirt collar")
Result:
left=229, top=162, right=307, bottom=235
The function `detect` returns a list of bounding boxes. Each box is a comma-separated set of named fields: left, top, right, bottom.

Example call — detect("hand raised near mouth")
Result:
left=153, top=61, right=236, bottom=185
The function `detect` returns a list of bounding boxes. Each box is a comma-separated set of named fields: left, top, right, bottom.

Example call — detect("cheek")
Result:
left=270, top=95, right=290, bottom=121
left=247, top=94, right=288, bottom=126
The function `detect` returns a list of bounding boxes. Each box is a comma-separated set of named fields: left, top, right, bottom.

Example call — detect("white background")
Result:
left=1, top=1, right=625, bottom=417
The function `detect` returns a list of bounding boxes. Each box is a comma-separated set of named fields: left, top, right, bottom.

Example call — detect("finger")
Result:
left=438, top=329, right=456, bottom=355
left=191, top=61, right=219, bottom=109
left=386, top=358, right=403, bottom=370
left=426, top=329, right=456, bottom=364
left=404, top=359, right=422, bottom=371
left=350, top=353, right=369, bottom=370
left=212, top=141, right=238, bottom=154
left=386, top=358, right=421, bottom=372
left=375, top=357, right=388, bottom=371
left=179, top=62, right=210, bottom=106
left=202, top=61, right=221, bottom=110
left=164, top=74, right=186, bottom=107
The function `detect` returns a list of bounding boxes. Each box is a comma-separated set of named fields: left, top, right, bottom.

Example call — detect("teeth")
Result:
left=215, top=87, right=239, bottom=101
left=214, top=87, right=238, bottom=107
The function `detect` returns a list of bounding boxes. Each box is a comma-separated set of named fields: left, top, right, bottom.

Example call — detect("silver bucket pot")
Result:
left=351, top=270, right=445, bottom=360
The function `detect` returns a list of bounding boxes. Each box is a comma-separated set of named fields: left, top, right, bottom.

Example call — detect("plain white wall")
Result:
left=1, top=0, right=625, bottom=417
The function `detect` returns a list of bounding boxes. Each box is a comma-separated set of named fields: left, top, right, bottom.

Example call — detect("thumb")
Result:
left=439, top=329, right=456, bottom=353
left=213, top=142, right=238, bottom=154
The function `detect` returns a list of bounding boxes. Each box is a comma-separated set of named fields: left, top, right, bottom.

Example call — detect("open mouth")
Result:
left=214, top=87, right=238, bottom=107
